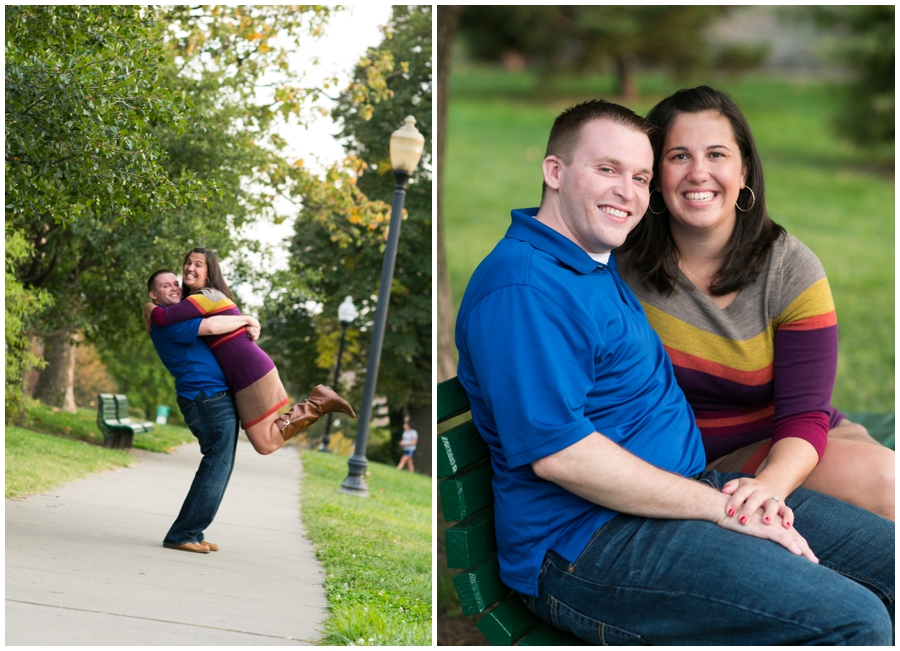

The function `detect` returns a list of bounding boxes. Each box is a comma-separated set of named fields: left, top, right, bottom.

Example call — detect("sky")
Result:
left=229, top=4, right=395, bottom=308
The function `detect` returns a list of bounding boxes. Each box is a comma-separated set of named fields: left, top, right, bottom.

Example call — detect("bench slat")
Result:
left=452, top=554, right=510, bottom=616
left=446, top=506, right=497, bottom=569
left=438, top=377, right=471, bottom=421
left=476, top=593, right=541, bottom=645
left=438, top=420, right=489, bottom=479
left=439, top=459, right=494, bottom=522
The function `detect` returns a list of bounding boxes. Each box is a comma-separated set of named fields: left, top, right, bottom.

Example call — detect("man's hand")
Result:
left=247, top=325, right=260, bottom=341
left=142, top=302, right=156, bottom=333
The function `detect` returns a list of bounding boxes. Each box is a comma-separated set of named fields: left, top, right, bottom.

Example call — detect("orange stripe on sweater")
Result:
left=695, top=405, right=775, bottom=428
left=209, top=327, right=246, bottom=349
left=778, top=311, right=836, bottom=331
left=664, top=346, right=774, bottom=386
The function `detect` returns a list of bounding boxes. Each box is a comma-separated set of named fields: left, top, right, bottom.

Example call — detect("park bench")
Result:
left=438, top=376, right=894, bottom=646
left=97, top=393, right=154, bottom=449
left=438, top=377, right=584, bottom=646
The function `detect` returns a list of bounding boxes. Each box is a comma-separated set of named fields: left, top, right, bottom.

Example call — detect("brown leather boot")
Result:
left=278, top=385, right=356, bottom=442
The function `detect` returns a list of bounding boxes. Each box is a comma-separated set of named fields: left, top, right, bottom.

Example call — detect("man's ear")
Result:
left=148, top=289, right=159, bottom=302
left=542, top=155, right=564, bottom=191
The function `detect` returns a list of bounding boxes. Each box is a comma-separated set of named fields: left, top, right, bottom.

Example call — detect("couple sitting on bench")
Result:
left=454, top=88, right=894, bottom=644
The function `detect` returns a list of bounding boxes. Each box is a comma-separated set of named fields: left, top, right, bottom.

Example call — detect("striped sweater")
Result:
left=619, top=234, right=842, bottom=463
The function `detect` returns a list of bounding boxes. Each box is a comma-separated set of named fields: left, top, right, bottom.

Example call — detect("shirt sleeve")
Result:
left=150, top=289, right=236, bottom=326
left=152, top=318, right=204, bottom=345
left=462, top=285, right=599, bottom=469
left=771, top=240, right=837, bottom=459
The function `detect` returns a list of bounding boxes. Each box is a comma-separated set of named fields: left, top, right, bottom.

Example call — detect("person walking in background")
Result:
left=397, top=421, right=418, bottom=472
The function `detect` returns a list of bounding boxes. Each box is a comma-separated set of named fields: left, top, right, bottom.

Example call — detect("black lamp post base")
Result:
left=339, top=454, right=370, bottom=497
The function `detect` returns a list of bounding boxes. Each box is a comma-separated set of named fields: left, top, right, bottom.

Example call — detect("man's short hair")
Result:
left=541, top=100, right=652, bottom=201
left=147, top=269, right=175, bottom=293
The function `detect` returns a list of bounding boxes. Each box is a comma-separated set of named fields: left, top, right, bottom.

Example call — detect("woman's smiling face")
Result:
left=182, top=252, right=208, bottom=290
left=659, top=110, right=747, bottom=239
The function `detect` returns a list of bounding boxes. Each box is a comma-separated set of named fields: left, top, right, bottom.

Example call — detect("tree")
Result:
left=458, top=6, right=729, bottom=98
left=6, top=6, right=357, bottom=417
left=5, top=5, right=205, bottom=417
left=436, top=6, right=465, bottom=383
left=805, top=6, right=894, bottom=145
left=261, top=6, right=433, bottom=471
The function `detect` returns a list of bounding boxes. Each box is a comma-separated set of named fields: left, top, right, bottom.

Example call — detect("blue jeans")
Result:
left=163, top=391, right=238, bottom=546
left=525, top=470, right=894, bottom=645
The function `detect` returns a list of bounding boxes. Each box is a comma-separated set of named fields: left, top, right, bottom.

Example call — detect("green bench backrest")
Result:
left=114, top=394, right=133, bottom=421
left=98, top=393, right=120, bottom=424
left=438, top=377, right=583, bottom=645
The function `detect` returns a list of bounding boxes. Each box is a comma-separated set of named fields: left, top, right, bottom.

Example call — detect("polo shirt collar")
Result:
left=508, top=207, right=616, bottom=275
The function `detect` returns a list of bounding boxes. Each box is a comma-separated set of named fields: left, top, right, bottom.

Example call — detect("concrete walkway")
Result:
left=6, top=439, right=327, bottom=645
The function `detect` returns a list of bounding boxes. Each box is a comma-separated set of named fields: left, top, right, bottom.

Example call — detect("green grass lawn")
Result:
left=444, top=67, right=894, bottom=412
left=22, top=403, right=196, bottom=453
left=299, top=451, right=431, bottom=646
left=6, top=427, right=133, bottom=498
left=7, top=401, right=196, bottom=498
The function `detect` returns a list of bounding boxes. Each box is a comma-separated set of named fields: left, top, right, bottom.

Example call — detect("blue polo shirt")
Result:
left=456, top=208, right=706, bottom=596
left=149, top=318, right=229, bottom=400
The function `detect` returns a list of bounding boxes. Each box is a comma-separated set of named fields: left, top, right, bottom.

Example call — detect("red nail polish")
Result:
left=727, top=508, right=735, bottom=517
left=764, top=516, right=770, bottom=523
left=785, top=522, right=791, bottom=528
left=740, top=516, right=748, bottom=524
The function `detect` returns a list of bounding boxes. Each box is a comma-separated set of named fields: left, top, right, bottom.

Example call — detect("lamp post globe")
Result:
left=320, top=296, right=356, bottom=452
left=340, top=116, right=424, bottom=495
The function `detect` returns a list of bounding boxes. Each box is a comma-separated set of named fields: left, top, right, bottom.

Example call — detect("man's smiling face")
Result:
left=547, top=118, right=654, bottom=255
left=149, top=272, right=182, bottom=306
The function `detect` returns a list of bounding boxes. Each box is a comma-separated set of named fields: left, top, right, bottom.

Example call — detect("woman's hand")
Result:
left=142, top=302, right=156, bottom=333
left=715, top=499, right=817, bottom=563
left=246, top=325, right=260, bottom=341
left=722, top=476, right=794, bottom=529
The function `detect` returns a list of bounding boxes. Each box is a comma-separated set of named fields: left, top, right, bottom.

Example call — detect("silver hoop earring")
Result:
left=648, top=188, right=666, bottom=215
left=735, top=186, right=756, bottom=212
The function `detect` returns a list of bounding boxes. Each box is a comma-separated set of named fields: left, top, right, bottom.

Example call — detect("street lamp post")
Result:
left=340, top=116, right=424, bottom=496
left=320, top=296, right=357, bottom=452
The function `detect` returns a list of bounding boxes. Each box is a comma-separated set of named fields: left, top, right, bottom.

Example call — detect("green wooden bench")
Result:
left=97, top=393, right=154, bottom=449
left=438, top=376, right=894, bottom=645
left=438, top=377, right=585, bottom=646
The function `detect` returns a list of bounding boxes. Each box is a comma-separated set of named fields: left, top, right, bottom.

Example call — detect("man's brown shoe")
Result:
left=163, top=541, right=209, bottom=553
left=278, top=385, right=356, bottom=442
left=202, top=541, right=219, bottom=551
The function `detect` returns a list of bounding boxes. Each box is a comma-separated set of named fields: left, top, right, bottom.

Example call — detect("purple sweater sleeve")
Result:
left=769, top=273, right=839, bottom=460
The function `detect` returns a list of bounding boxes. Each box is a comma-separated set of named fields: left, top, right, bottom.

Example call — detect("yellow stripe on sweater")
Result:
left=775, top=277, right=835, bottom=326
left=642, top=302, right=775, bottom=372
left=188, top=293, right=236, bottom=315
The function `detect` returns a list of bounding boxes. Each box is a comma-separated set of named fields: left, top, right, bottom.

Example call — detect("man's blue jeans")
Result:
left=163, top=390, right=238, bottom=546
left=525, top=470, right=894, bottom=645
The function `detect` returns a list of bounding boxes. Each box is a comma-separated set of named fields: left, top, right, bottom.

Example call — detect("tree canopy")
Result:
left=259, top=6, right=432, bottom=462
left=458, top=6, right=730, bottom=98
left=5, top=5, right=402, bottom=419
